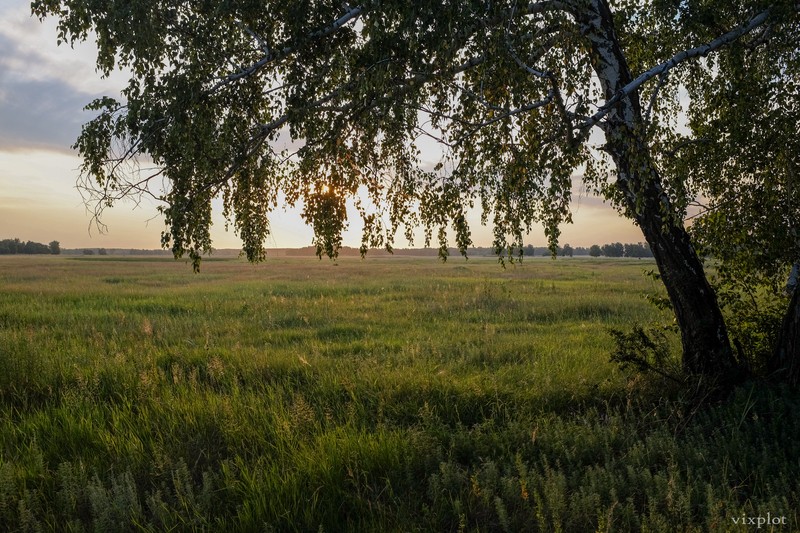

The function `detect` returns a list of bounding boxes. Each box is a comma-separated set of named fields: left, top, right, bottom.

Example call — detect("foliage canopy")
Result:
left=30, top=0, right=794, bottom=265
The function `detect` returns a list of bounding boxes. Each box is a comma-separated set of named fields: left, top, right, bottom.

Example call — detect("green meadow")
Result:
left=0, top=255, right=797, bottom=531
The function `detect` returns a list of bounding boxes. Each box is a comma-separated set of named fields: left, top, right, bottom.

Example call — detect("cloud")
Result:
left=0, top=2, right=126, bottom=153
left=0, top=2, right=128, bottom=93
left=0, top=73, right=97, bottom=153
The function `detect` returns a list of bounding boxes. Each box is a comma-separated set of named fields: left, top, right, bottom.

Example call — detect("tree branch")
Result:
left=504, top=38, right=574, bottom=145
left=460, top=90, right=557, bottom=132
left=665, top=137, right=710, bottom=158
left=209, top=0, right=574, bottom=96
left=237, top=21, right=270, bottom=55
left=257, top=53, right=488, bottom=137
left=578, top=8, right=772, bottom=131
left=521, top=1, right=575, bottom=15
left=643, top=72, right=668, bottom=124
left=206, top=4, right=366, bottom=94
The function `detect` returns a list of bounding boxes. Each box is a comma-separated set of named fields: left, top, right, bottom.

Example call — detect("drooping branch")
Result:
left=77, top=160, right=166, bottom=234
left=643, top=72, right=668, bottom=124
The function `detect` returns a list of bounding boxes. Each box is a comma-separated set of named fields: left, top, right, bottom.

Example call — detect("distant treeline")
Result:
left=528, top=242, right=652, bottom=258
left=0, top=238, right=60, bottom=255
left=53, top=241, right=653, bottom=258
left=582, top=242, right=653, bottom=258
left=62, top=248, right=174, bottom=256
left=288, top=243, right=654, bottom=258
left=54, top=243, right=654, bottom=258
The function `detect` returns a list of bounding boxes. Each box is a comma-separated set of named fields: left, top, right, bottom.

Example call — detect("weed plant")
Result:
left=0, top=256, right=797, bottom=531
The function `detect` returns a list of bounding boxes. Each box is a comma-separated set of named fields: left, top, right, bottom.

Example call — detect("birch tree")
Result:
left=33, top=0, right=800, bottom=387
left=657, top=0, right=800, bottom=383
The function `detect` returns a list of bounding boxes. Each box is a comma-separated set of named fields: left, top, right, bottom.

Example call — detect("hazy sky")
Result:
left=0, top=1, right=644, bottom=250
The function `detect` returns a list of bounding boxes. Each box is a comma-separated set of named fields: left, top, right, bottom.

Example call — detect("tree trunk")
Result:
left=605, top=132, right=742, bottom=381
left=770, top=278, right=800, bottom=386
left=578, top=0, right=744, bottom=385
left=629, top=171, right=740, bottom=379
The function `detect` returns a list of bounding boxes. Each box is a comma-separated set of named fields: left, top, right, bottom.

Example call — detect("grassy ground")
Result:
left=0, top=255, right=797, bottom=531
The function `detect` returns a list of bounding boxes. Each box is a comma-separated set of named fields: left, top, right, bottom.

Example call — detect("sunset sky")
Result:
left=0, top=1, right=644, bottom=251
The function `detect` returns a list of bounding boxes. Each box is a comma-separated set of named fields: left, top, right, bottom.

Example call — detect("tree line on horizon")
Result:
left=0, top=238, right=60, bottom=255
left=287, top=242, right=654, bottom=258
left=525, top=242, right=653, bottom=258
left=0, top=239, right=653, bottom=258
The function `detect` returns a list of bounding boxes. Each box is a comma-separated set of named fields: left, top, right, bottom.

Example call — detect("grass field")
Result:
left=0, top=255, right=797, bottom=531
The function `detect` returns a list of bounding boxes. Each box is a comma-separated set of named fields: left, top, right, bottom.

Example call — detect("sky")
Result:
left=0, top=1, right=644, bottom=251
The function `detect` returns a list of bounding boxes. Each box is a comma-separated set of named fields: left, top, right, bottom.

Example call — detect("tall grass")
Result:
left=0, top=255, right=797, bottom=531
